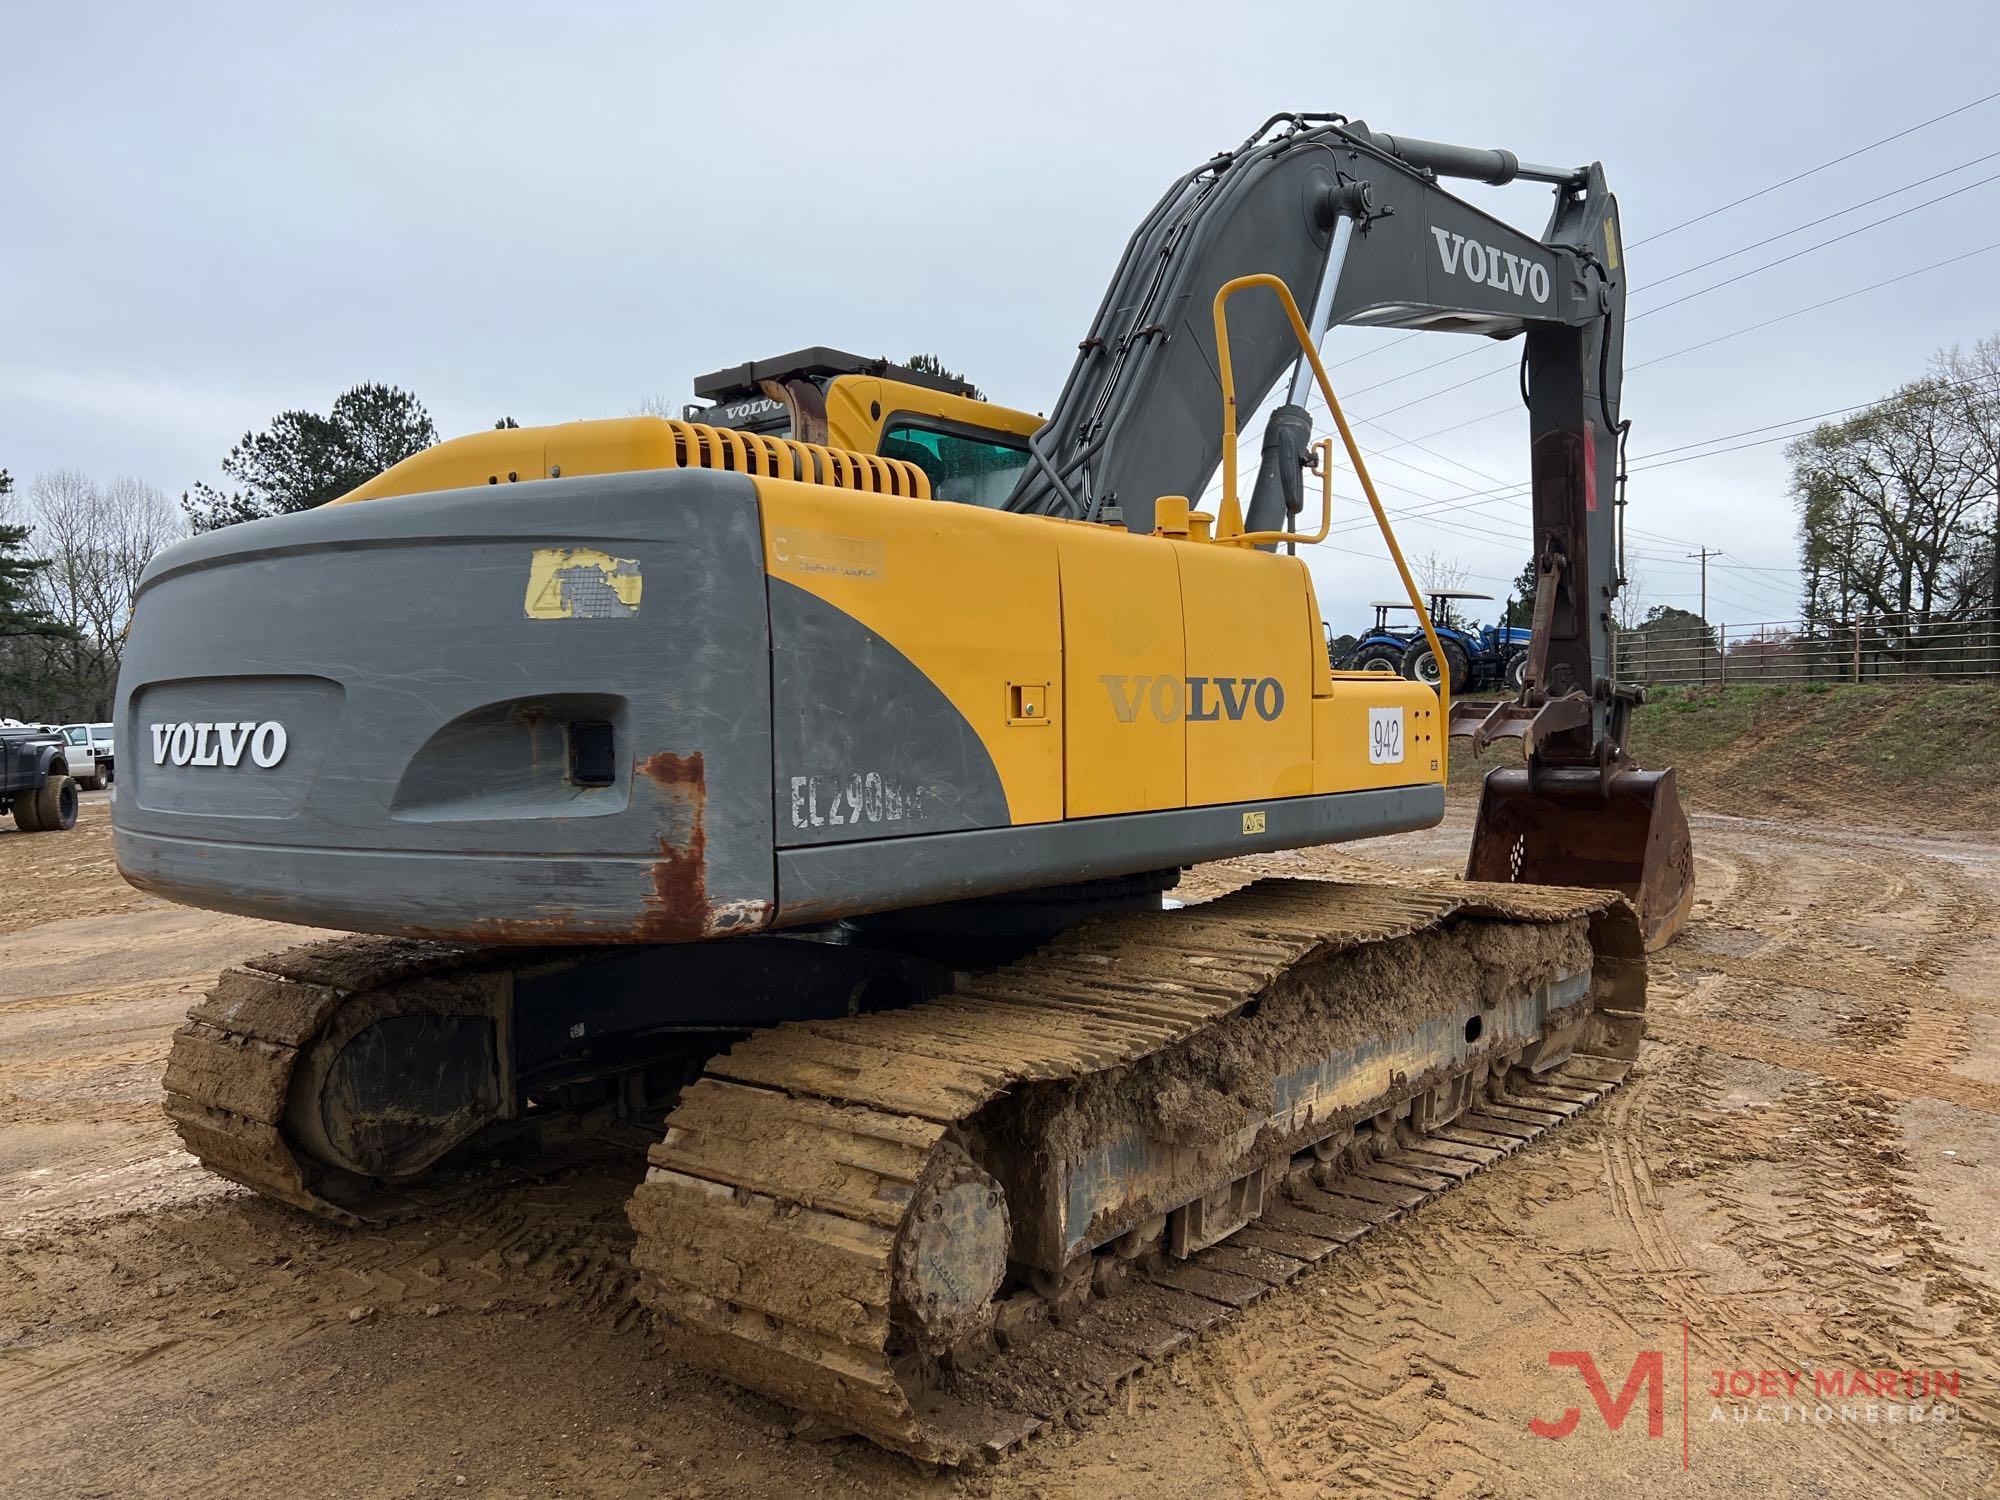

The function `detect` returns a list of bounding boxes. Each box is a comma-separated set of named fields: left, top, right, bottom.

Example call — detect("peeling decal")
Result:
left=769, top=528, right=885, bottom=581
left=787, top=771, right=929, bottom=830
left=1099, top=674, right=1284, bottom=724
left=524, top=548, right=643, bottom=619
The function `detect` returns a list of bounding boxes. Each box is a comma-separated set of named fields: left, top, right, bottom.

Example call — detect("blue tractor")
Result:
left=1397, top=591, right=1533, bottom=693
left=1333, top=600, right=1424, bottom=675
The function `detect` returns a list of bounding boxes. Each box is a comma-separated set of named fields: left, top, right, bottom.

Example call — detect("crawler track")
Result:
left=161, top=936, right=531, bottom=1225
left=159, top=876, right=1644, bottom=1466
left=630, top=876, right=1645, bottom=1463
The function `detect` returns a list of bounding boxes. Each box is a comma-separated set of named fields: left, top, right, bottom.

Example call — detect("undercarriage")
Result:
left=163, top=871, right=1643, bottom=1462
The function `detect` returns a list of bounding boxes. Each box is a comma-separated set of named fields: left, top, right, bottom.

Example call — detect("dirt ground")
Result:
left=4, top=787, right=1998, bottom=1497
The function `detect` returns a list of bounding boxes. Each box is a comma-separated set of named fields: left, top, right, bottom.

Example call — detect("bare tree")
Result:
left=631, top=395, right=678, bottom=419
left=1610, top=564, right=1648, bottom=631
left=17, top=471, right=183, bottom=719
left=1930, top=335, right=2000, bottom=613
left=1411, top=549, right=1469, bottom=596
left=1790, top=375, right=1990, bottom=624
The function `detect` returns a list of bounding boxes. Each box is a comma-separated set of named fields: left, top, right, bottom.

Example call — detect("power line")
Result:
left=1334, top=340, right=1496, bottom=403
left=1353, top=416, right=1516, bottom=492
left=1633, top=550, right=1800, bottom=587
left=1299, top=112, right=2000, bottom=422
left=1385, top=366, right=2000, bottom=482
left=1625, top=88, right=2000, bottom=249
left=1634, top=374, right=2000, bottom=460
left=1626, top=240, right=2000, bottom=373
left=1629, top=170, right=2000, bottom=321
left=1633, top=549, right=1799, bottom=582
left=1633, top=561, right=1801, bottom=610
left=1255, top=229, right=2000, bottom=550
left=1717, top=552, right=1806, bottom=574
left=1641, top=149, right=2000, bottom=291
left=1313, top=369, right=2000, bottom=540
left=1323, top=330, right=1423, bottom=371
left=1342, top=233, right=2000, bottom=429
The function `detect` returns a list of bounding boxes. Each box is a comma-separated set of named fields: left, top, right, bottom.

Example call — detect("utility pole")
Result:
left=1688, top=547, right=1720, bottom=685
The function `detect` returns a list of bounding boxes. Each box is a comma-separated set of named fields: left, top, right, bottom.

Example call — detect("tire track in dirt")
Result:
left=1670, top=1079, right=2000, bottom=1443
left=5, top=795, right=1998, bottom=1495
left=1663, top=823, right=1997, bottom=1105
left=1647, top=1015, right=2000, bottom=1115
left=1681, top=951, right=1994, bottom=1018
left=1593, top=1064, right=1950, bottom=1492
left=1610, top=813, right=2000, bottom=1490
left=0, top=1163, right=646, bottom=1432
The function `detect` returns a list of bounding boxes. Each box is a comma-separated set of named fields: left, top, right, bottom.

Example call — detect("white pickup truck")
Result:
left=53, top=724, right=113, bottom=790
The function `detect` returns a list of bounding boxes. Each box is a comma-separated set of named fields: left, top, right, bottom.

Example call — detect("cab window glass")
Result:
left=66, top=728, right=88, bottom=745
left=880, top=422, right=1030, bottom=508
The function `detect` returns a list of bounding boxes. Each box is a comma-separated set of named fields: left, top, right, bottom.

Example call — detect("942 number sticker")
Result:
left=1368, top=707, right=1404, bottom=765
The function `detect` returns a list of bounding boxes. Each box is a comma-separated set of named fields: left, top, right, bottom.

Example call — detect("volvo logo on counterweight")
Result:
left=148, top=720, right=289, bottom=768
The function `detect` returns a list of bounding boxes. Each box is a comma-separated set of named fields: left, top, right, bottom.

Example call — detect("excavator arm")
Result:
left=1011, top=114, right=1689, bottom=946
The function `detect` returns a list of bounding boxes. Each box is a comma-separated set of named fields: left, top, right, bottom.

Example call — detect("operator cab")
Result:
left=685, top=346, right=1044, bottom=508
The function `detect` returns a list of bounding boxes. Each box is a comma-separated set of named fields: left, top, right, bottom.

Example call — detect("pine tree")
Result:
left=903, top=354, right=984, bottom=401
left=0, top=469, right=70, bottom=642
left=183, top=384, right=439, bottom=531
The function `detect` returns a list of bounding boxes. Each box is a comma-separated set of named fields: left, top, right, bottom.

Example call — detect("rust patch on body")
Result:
left=638, top=750, right=717, bottom=942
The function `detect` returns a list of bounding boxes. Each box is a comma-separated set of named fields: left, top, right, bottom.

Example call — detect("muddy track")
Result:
left=633, top=876, right=1641, bottom=1462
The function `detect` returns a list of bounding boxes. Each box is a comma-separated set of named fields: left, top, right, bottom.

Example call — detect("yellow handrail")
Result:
left=1210, top=272, right=1450, bottom=771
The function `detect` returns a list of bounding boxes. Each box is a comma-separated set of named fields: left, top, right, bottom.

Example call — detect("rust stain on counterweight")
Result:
left=638, top=750, right=722, bottom=941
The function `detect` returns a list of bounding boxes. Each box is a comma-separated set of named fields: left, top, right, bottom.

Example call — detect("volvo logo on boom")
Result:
left=149, top=720, right=289, bottom=769
left=1100, top=675, right=1284, bottom=724
left=1430, top=227, right=1551, bottom=304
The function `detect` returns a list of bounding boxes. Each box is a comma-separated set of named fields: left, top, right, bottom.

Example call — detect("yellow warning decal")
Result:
left=524, top=547, right=643, bottom=619
left=1604, top=216, right=1621, bottom=271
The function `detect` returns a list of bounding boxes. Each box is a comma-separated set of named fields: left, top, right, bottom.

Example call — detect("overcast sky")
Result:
left=6, top=1, right=1998, bottom=628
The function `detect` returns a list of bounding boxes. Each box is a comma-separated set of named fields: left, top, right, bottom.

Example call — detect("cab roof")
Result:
left=693, top=347, right=978, bottom=404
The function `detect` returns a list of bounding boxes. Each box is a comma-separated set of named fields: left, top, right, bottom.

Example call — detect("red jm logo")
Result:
left=1530, top=1350, right=1667, bottom=1439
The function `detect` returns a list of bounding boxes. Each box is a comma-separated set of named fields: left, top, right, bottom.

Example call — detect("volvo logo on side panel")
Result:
left=1099, top=675, right=1284, bottom=725
left=149, top=720, right=289, bottom=768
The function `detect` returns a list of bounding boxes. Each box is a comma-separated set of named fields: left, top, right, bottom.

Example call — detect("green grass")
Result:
left=1454, top=679, right=2000, bottom=830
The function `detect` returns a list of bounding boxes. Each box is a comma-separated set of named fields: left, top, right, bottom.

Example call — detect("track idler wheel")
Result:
left=891, top=1139, right=1009, bottom=1356
left=1467, top=763, right=1694, bottom=951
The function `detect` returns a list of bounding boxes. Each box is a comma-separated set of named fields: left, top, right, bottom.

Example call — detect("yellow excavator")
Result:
left=117, top=112, right=1690, bottom=1462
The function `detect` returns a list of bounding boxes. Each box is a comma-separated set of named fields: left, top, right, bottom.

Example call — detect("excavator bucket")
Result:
left=1467, top=764, right=1694, bottom=951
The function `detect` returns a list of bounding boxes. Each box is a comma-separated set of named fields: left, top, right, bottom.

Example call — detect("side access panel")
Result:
left=1179, top=545, right=1313, bottom=806
left=1058, top=525, right=1185, bottom=817
left=1312, top=677, right=1443, bottom=794
left=758, top=479, right=1063, bottom=845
